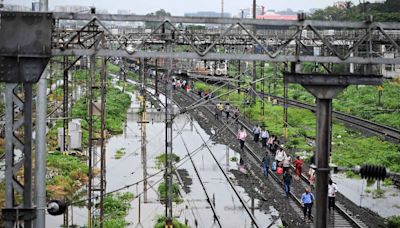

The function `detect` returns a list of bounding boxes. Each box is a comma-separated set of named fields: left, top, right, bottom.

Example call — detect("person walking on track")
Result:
left=237, top=127, right=247, bottom=151
left=283, top=169, right=293, bottom=198
left=252, top=124, right=261, bottom=143
left=328, top=179, right=338, bottom=211
left=260, top=127, right=269, bottom=148
left=301, top=188, right=315, bottom=222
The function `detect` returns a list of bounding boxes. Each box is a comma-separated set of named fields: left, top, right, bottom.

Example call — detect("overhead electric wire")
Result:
left=69, top=112, right=232, bottom=207
left=190, top=113, right=261, bottom=228
left=176, top=122, right=223, bottom=228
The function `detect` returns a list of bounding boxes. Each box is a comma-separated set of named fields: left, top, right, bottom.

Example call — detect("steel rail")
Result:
left=266, top=94, right=400, bottom=142
left=177, top=86, right=365, bottom=228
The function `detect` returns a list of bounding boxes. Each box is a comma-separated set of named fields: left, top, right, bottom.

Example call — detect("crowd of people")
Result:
left=234, top=120, right=338, bottom=222
left=180, top=80, right=338, bottom=223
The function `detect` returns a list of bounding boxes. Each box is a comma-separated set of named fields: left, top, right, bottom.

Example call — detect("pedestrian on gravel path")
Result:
left=260, top=127, right=269, bottom=148
left=217, top=103, right=224, bottom=117
left=252, top=124, right=261, bottom=143
left=214, top=104, right=219, bottom=120
left=301, top=188, right=315, bottom=222
left=237, top=127, right=247, bottom=151
left=271, top=138, right=280, bottom=156
left=224, top=102, right=230, bottom=119
left=262, top=152, right=271, bottom=177
left=328, top=179, right=338, bottom=211
left=308, top=167, right=316, bottom=190
left=293, top=156, right=304, bottom=180
left=275, top=148, right=286, bottom=165
left=267, top=135, right=275, bottom=150
left=283, top=169, right=293, bottom=198
left=282, top=154, right=291, bottom=173
left=234, top=107, right=240, bottom=123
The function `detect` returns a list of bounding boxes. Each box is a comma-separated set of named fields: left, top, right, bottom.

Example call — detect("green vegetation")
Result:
left=310, top=0, right=400, bottom=22
left=108, top=63, right=120, bottom=74
left=386, top=215, right=400, bottom=228
left=372, top=189, right=385, bottom=199
left=230, top=156, right=238, bottom=162
left=194, top=81, right=400, bottom=173
left=115, top=148, right=126, bottom=160
left=93, top=192, right=134, bottom=228
left=253, top=63, right=400, bottom=129
left=45, top=66, right=133, bottom=207
left=158, top=181, right=182, bottom=204
left=155, top=153, right=181, bottom=169
left=117, top=80, right=136, bottom=93
left=46, top=152, right=89, bottom=200
left=154, top=215, right=189, bottom=228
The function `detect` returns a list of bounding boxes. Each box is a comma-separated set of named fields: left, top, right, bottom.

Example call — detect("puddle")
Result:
left=332, top=173, right=400, bottom=217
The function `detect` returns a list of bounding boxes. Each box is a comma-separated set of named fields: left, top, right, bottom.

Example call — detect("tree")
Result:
left=145, top=9, right=172, bottom=29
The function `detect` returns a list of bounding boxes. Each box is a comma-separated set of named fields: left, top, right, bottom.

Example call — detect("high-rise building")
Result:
left=32, top=1, right=40, bottom=11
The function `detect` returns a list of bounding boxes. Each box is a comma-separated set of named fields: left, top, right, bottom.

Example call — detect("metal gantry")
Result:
left=1, top=10, right=400, bottom=228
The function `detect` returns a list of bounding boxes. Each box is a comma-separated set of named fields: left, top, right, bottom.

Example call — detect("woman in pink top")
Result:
left=237, top=127, right=247, bottom=151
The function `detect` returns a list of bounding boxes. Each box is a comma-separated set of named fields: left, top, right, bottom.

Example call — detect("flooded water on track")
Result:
left=47, top=89, right=283, bottom=227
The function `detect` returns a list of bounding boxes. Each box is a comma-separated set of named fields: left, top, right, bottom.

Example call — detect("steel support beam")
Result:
left=35, top=2, right=49, bottom=228
left=285, top=73, right=382, bottom=228
left=4, top=84, right=35, bottom=228
left=51, top=49, right=400, bottom=64
left=52, top=12, right=400, bottom=30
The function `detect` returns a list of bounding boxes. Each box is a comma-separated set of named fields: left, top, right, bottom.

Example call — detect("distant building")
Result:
left=333, top=1, right=347, bottom=9
left=54, top=5, right=108, bottom=14
left=257, top=11, right=297, bottom=20
left=32, top=1, right=40, bottom=11
left=185, top=11, right=231, bottom=18
left=1, top=4, right=31, bottom=11
left=54, top=5, right=89, bottom=13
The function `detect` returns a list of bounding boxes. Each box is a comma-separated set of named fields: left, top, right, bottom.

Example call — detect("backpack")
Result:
left=271, top=161, right=277, bottom=171
left=276, top=167, right=283, bottom=175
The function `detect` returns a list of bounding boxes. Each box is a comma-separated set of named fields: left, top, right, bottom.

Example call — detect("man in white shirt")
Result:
left=328, top=179, right=338, bottom=211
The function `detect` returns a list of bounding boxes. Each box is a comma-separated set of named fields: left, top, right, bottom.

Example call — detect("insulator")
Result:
left=47, top=199, right=67, bottom=216
left=359, top=165, right=387, bottom=180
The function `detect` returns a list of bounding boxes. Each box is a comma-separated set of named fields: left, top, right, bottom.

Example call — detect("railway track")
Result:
left=183, top=73, right=400, bottom=143
left=267, top=94, right=400, bottom=143
left=175, top=87, right=368, bottom=228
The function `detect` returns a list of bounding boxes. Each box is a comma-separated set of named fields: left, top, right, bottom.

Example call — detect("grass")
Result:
left=194, top=81, right=400, bottom=174
left=157, top=181, right=183, bottom=204
left=372, top=189, right=386, bottom=199
left=115, top=148, right=126, bottom=160
left=386, top=215, right=400, bottom=228
left=155, top=153, right=181, bottom=169
left=96, top=192, right=134, bottom=228
left=46, top=152, right=89, bottom=200
left=154, top=215, right=189, bottom=228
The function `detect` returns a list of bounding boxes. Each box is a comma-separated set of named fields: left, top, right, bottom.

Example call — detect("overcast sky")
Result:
left=7, top=0, right=359, bottom=15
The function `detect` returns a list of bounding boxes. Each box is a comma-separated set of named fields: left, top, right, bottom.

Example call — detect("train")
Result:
left=189, top=60, right=228, bottom=76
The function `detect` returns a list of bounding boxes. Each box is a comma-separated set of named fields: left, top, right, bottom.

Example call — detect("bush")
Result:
left=386, top=215, right=400, bottom=228
left=154, top=215, right=189, bottom=228
left=157, top=181, right=182, bottom=204
left=155, top=153, right=180, bottom=169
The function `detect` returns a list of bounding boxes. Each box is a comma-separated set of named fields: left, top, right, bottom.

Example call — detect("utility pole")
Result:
left=35, top=1, right=48, bottom=228
left=252, top=0, right=257, bottom=103
left=62, top=56, right=70, bottom=228
left=162, top=24, right=174, bottom=228
left=261, top=61, right=265, bottom=116
left=140, top=58, right=148, bottom=203
left=221, top=0, right=224, bottom=18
